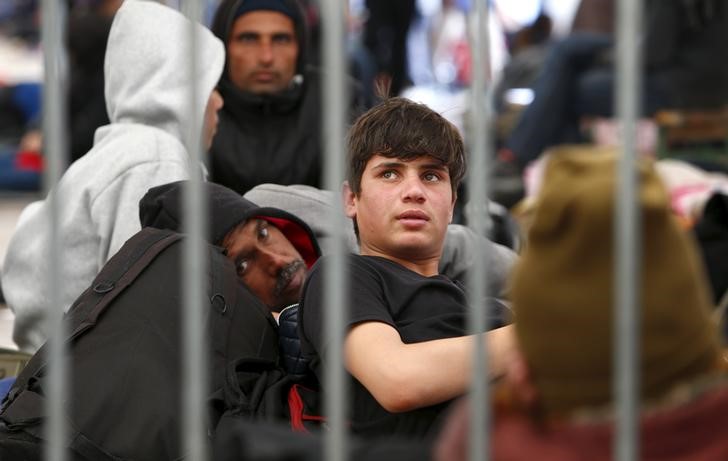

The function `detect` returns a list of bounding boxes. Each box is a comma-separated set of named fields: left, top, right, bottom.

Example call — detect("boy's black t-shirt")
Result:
left=298, top=254, right=506, bottom=439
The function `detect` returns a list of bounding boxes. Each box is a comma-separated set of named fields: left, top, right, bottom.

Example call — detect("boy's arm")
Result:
left=344, top=321, right=515, bottom=413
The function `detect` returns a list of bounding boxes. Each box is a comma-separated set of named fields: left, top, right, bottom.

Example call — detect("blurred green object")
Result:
left=656, top=107, right=728, bottom=168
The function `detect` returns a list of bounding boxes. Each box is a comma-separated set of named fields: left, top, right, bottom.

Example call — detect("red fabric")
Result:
left=287, top=384, right=326, bottom=433
left=14, top=150, right=43, bottom=172
left=492, top=386, right=728, bottom=461
left=261, top=216, right=318, bottom=268
left=288, top=384, right=307, bottom=432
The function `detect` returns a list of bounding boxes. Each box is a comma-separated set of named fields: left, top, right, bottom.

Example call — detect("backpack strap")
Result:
left=4, top=228, right=182, bottom=408
left=68, top=228, right=184, bottom=339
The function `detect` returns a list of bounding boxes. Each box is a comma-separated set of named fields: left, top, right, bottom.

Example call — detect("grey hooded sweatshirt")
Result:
left=2, top=0, right=224, bottom=352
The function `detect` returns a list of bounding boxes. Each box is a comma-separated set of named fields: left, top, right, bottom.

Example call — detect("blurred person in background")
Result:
left=361, top=0, right=416, bottom=97
left=65, top=0, right=122, bottom=161
left=436, top=147, right=728, bottom=460
left=498, top=0, right=728, bottom=173
left=0, top=0, right=122, bottom=192
left=208, top=0, right=364, bottom=196
left=2, top=0, right=224, bottom=352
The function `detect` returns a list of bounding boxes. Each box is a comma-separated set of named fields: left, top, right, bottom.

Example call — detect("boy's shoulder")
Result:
left=311, top=253, right=409, bottom=275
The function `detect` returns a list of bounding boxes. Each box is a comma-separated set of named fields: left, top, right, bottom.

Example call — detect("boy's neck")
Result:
left=360, top=248, right=440, bottom=277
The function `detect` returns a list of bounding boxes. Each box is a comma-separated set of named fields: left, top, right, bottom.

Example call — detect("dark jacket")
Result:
left=644, top=0, right=728, bottom=109
left=209, top=0, right=364, bottom=195
left=67, top=11, right=112, bottom=162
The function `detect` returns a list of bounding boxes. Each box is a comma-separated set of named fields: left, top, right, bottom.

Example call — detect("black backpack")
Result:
left=0, top=227, right=279, bottom=461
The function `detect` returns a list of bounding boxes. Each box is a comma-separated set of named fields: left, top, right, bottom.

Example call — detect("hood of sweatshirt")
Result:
left=104, top=0, right=225, bottom=143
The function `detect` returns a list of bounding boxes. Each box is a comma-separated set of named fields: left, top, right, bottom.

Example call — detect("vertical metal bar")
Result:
left=614, top=0, right=642, bottom=460
left=321, top=0, right=348, bottom=460
left=181, top=2, right=208, bottom=460
left=41, top=0, right=68, bottom=460
left=467, top=1, right=492, bottom=460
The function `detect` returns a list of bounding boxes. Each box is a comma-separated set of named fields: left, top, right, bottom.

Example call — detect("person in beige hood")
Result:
left=436, top=146, right=727, bottom=461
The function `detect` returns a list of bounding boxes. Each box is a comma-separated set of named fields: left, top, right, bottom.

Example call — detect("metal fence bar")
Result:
left=180, top=1, right=208, bottom=460
left=466, top=1, right=492, bottom=460
left=321, top=0, right=349, bottom=460
left=41, top=0, right=68, bottom=460
left=614, top=0, right=643, bottom=459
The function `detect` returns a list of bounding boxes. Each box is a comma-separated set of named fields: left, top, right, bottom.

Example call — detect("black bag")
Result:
left=0, top=227, right=279, bottom=461
left=212, top=406, right=433, bottom=461
left=220, top=356, right=324, bottom=432
left=218, top=301, right=324, bottom=435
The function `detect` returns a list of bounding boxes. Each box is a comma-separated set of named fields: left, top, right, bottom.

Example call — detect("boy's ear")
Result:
left=342, top=181, right=357, bottom=219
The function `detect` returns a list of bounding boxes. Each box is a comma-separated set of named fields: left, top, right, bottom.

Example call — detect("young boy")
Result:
left=298, top=98, right=515, bottom=439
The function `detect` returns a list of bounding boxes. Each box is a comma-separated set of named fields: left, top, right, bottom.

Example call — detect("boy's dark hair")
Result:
left=346, top=97, right=466, bottom=196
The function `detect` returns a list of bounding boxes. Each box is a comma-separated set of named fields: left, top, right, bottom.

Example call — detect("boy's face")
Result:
left=344, top=154, right=455, bottom=266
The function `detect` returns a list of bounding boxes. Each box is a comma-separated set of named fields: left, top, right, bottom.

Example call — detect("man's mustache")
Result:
left=273, top=259, right=306, bottom=297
